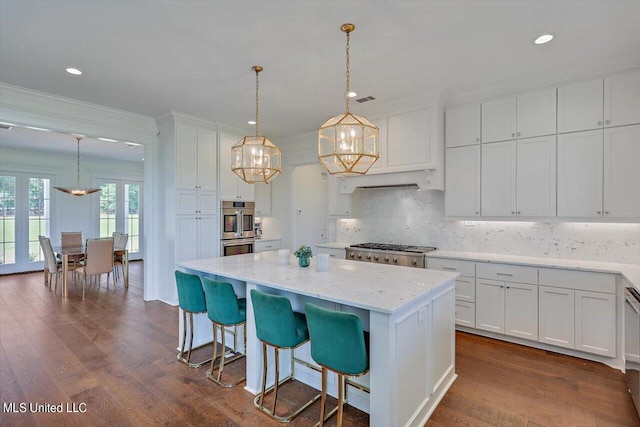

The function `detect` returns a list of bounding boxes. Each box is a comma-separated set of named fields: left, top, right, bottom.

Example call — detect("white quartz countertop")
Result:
left=178, top=251, right=457, bottom=314
left=427, top=250, right=640, bottom=290
left=314, top=242, right=351, bottom=250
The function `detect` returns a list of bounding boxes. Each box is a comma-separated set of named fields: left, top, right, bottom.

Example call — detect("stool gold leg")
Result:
left=319, top=367, right=327, bottom=427
left=206, top=323, right=246, bottom=387
left=259, top=342, right=268, bottom=407
left=337, top=374, right=344, bottom=427
left=272, top=347, right=280, bottom=415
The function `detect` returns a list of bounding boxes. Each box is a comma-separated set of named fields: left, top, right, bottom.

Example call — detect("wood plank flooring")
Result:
left=0, top=263, right=637, bottom=426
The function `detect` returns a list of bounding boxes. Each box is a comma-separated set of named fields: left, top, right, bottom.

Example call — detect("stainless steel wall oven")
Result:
left=220, top=201, right=255, bottom=256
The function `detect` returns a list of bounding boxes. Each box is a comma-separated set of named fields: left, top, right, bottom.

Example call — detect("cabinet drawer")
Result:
left=455, top=301, right=475, bottom=328
left=427, top=258, right=476, bottom=277
left=539, top=268, right=615, bottom=294
left=455, top=277, right=476, bottom=302
left=476, top=263, right=538, bottom=284
left=255, top=240, right=281, bottom=252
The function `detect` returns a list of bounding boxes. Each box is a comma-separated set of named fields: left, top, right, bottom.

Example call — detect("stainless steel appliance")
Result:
left=220, top=201, right=255, bottom=256
left=626, top=287, right=640, bottom=417
left=346, top=243, right=437, bottom=268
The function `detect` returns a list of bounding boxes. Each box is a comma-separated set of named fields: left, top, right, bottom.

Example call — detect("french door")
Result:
left=98, top=180, right=143, bottom=260
left=0, top=173, right=52, bottom=273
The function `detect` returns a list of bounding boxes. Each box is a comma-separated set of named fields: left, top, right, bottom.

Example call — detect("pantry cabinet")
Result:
left=176, top=124, right=217, bottom=191
left=219, top=132, right=255, bottom=201
left=445, top=145, right=480, bottom=217
left=445, top=104, right=481, bottom=148
left=175, top=215, right=217, bottom=262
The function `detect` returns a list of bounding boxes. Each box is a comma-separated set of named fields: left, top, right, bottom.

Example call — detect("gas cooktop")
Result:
left=349, top=243, right=437, bottom=254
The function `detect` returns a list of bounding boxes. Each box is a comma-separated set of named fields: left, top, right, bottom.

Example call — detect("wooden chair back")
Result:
left=61, top=231, right=83, bottom=248
left=84, top=238, right=114, bottom=276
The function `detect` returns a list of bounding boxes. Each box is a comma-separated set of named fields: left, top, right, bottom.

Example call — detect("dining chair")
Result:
left=74, top=237, right=115, bottom=297
left=39, top=236, right=62, bottom=292
left=112, top=232, right=129, bottom=282
left=59, top=231, right=85, bottom=264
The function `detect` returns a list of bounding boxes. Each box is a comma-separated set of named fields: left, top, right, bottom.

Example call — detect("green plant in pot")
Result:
left=293, top=245, right=313, bottom=267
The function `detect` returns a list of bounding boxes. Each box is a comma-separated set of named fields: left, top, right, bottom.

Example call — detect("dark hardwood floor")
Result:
left=0, top=263, right=637, bottom=426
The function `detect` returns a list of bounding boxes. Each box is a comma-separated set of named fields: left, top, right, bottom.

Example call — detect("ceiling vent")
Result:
left=356, top=95, right=375, bottom=103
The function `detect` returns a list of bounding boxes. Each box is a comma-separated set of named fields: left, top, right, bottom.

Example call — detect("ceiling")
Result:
left=1, top=0, right=639, bottom=160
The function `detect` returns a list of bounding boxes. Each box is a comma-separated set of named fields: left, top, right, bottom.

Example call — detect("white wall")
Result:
left=335, top=188, right=640, bottom=265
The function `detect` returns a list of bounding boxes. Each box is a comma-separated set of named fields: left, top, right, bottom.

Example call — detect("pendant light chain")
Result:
left=76, top=137, right=81, bottom=189
left=345, top=29, right=351, bottom=113
left=255, top=67, right=260, bottom=137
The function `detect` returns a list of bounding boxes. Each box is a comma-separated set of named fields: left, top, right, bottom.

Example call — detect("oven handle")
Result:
left=221, top=238, right=255, bottom=247
left=235, top=209, right=243, bottom=237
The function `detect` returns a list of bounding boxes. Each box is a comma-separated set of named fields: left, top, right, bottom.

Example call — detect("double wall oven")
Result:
left=220, top=201, right=255, bottom=256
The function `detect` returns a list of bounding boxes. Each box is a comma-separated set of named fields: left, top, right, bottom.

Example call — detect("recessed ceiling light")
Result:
left=348, top=91, right=357, bottom=98
left=66, top=67, right=82, bottom=75
left=98, top=137, right=118, bottom=142
left=24, top=125, right=51, bottom=132
left=248, top=120, right=256, bottom=125
left=534, top=34, right=554, bottom=45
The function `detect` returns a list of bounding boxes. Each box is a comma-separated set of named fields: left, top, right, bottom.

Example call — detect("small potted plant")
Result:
left=293, top=245, right=313, bottom=267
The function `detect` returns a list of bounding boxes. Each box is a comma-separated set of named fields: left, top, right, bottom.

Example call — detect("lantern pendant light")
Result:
left=54, top=136, right=101, bottom=196
left=318, top=23, right=379, bottom=175
left=231, top=66, right=281, bottom=184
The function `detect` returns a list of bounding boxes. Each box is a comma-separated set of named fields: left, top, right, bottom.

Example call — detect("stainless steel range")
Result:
left=346, top=243, right=437, bottom=268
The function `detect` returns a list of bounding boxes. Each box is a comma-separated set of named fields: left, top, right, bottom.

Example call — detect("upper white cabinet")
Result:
left=218, top=132, right=255, bottom=201
left=445, top=104, right=481, bottom=148
left=445, top=145, right=480, bottom=217
left=327, top=175, right=351, bottom=217
left=254, top=183, right=272, bottom=216
left=557, top=130, right=603, bottom=218
left=176, top=189, right=217, bottom=215
left=558, top=71, right=640, bottom=134
left=481, top=88, right=556, bottom=143
left=176, top=124, right=217, bottom=191
left=481, top=141, right=516, bottom=216
left=604, top=70, right=640, bottom=128
left=604, top=124, right=640, bottom=218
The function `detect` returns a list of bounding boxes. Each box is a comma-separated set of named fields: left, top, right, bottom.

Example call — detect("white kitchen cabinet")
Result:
left=219, top=132, right=255, bottom=201
left=255, top=239, right=281, bottom=252
left=575, top=290, right=616, bottom=357
left=175, top=215, right=217, bottom=262
left=557, top=78, right=604, bottom=134
left=476, top=279, right=506, bottom=334
left=539, top=285, right=575, bottom=349
left=176, top=189, right=217, bottom=215
left=604, top=125, right=640, bottom=218
left=482, top=97, right=516, bottom=143
left=455, top=301, right=476, bottom=328
left=176, top=124, right=217, bottom=191
left=557, top=130, right=603, bottom=218
left=327, top=175, right=351, bottom=217
left=315, top=246, right=346, bottom=259
left=481, top=88, right=556, bottom=143
left=481, top=141, right=516, bottom=216
left=254, top=183, right=272, bottom=216
left=445, top=145, right=480, bottom=217
left=604, top=70, right=640, bottom=128
left=445, top=104, right=481, bottom=148
left=454, top=276, right=475, bottom=303
left=427, top=258, right=477, bottom=329
left=516, top=135, right=556, bottom=217
left=504, top=282, right=538, bottom=340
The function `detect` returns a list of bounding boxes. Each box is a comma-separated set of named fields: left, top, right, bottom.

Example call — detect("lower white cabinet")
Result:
left=254, top=239, right=281, bottom=253
left=175, top=215, right=217, bottom=262
left=455, top=301, right=475, bottom=328
left=539, top=286, right=575, bottom=349
left=315, top=246, right=346, bottom=259
left=574, top=290, right=616, bottom=357
left=476, top=279, right=538, bottom=340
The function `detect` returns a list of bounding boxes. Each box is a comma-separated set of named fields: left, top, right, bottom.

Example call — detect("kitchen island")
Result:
left=177, top=251, right=458, bottom=427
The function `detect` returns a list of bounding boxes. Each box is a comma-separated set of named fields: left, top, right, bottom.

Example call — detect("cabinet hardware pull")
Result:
left=511, top=133, right=515, bottom=138
left=605, top=211, right=609, bottom=214
left=511, top=211, right=515, bottom=215
left=517, top=132, right=521, bottom=137
left=598, top=121, right=602, bottom=126
left=475, top=137, right=480, bottom=142
left=442, top=267, right=457, bottom=271
left=496, top=273, right=513, bottom=276
left=605, top=119, right=610, bottom=125
left=517, top=211, right=521, bottom=215
left=597, top=210, right=602, bottom=214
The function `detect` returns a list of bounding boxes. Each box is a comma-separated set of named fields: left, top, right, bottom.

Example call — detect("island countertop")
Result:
left=177, top=250, right=457, bottom=314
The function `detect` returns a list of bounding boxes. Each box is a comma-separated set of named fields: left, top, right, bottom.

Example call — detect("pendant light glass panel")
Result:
left=231, top=135, right=281, bottom=183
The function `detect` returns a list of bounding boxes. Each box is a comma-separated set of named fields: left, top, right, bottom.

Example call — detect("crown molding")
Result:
left=0, top=83, right=158, bottom=144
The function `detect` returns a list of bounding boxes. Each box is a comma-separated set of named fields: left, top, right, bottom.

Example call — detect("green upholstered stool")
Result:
left=175, top=271, right=213, bottom=368
left=250, top=290, right=321, bottom=422
left=305, top=303, right=370, bottom=427
left=202, top=277, right=247, bottom=388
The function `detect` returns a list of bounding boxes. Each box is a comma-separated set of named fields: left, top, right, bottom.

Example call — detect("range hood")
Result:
left=340, top=170, right=441, bottom=194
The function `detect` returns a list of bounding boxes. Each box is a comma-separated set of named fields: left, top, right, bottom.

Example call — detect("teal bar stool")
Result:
left=250, top=290, right=321, bottom=422
left=202, top=277, right=247, bottom=388
left=174, top=271, right=212, bottom=368
left=305, top=303, right=370, bottom=427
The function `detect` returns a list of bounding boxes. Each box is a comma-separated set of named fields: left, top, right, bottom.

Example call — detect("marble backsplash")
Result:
left=333, top=188, right=640, bottom=265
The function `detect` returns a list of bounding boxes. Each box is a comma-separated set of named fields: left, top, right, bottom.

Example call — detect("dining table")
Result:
left=53, top=245, right=129, bottom=298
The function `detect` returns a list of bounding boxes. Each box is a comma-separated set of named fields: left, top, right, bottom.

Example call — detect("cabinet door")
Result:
left=557, top=130, right=603, bottom=217
left=454, top=277, right=475, bottom=303
left=482, top=97, right=516, bottom=143
left=455, top=301, right=475, bottom=328
left=539, top=286, right=574, bottom=349
left=446, top=104, right=481, bottom=148
left=575, top=290, right=616, bottom=357
left=505, top=282, right=538, bottom=341
left=481, top=141, right=516, bottom=216
left=197, top=129, right=217, bottom=191
left=604, top=125, right=640, bottom=218
left=476, top=279, right=505, bottom=334
left=175, top=216, right=198, bottom=262
left=327, top=175, right=351, bottom=217
left=517, top=88, right=557, bottom=139
left=516, top=136, right=556, bottom=217
left=198, top=191, right=218, bottom=215
left=557, top=78, right=603, bottom=133
left=176, top=190, right=198, bottom=215
left=255, top=183, right=272, bottom=216
left=198, top=216, right=218, bottom=259
left=387, top=107, right=435, bottom=168
left=176, top=124, right=199, bottom=190
left=445, top=145, right=480, bottom=217
left=604, top=70, right=640, bottom=128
